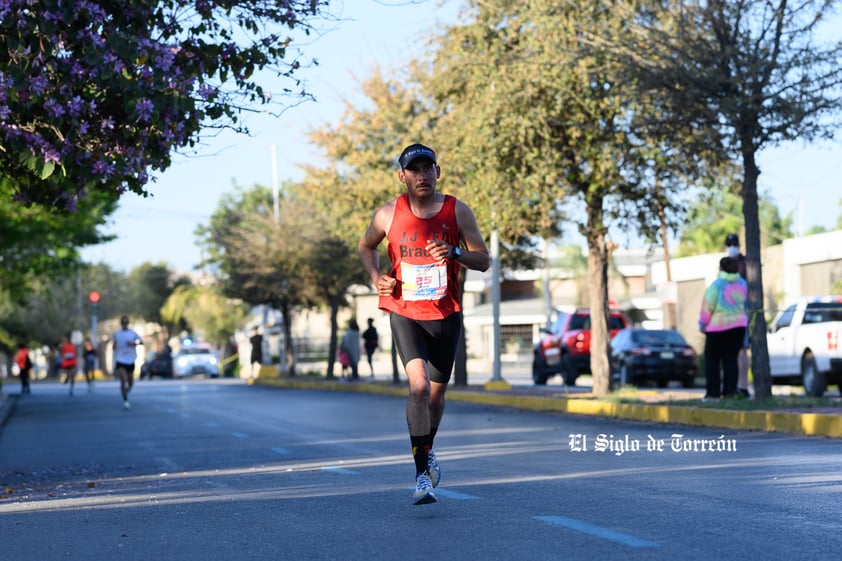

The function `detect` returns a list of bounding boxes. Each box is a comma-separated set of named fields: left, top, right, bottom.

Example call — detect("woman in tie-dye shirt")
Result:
left=699, top=257, right=748, bottom=399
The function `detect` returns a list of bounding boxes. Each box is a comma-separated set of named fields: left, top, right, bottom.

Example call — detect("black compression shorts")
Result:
left=389, top=312, right=462, bottom=384
left=115, top=362, right=135, bottom=376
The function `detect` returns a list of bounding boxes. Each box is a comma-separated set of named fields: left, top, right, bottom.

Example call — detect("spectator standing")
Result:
left=340, top=319, right=361, bottom=380
left=724, top=233, right=750, bottom=397
left=699, top=256, right=748, bottom=399
left=83, top=337, right=97, bottom=392
left=249, top=327, right=263, bottom=380
left=362, top=318, right=379, bottom=376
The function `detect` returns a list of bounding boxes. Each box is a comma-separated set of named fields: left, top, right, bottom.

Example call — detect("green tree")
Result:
left=126, top=262, right=177, bottom=326
left=630, top=0, right=842, bottom=398
left=0, top=276, right=80, bottom=351
left=301, top=69, right=432, bottom=248
left=427, top=0, right=682, bottom=395
left=0, top=261, right=132, bottom=351
left=168, top=284, right=248, bottom=350
left=198, top=185, right=321, bottom=375
left=1, top=1, right=328, bottom=209
left=297, top=211, right=370, bottom=379
left=0, top=179, right=116, bottom=297
left=298, top=72, right=439, bottom=380
left=0, top=259, right=196, bottom=353
left=677, top=187, right=793, bottom=256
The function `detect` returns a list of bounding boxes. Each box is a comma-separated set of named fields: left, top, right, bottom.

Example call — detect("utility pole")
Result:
left=485, top=226, right=510, bottom=390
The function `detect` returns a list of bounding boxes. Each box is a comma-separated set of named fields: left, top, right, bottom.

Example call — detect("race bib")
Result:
left=401, top=262, right=447, bottom=301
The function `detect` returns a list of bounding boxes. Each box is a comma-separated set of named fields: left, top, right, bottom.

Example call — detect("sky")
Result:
left=80, top=0, right=842, bottom=274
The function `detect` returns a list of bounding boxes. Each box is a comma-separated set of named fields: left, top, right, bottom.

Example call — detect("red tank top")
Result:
left=61, top=341, right=77, bottom=368
left=379, top=194, right=462, bottom=320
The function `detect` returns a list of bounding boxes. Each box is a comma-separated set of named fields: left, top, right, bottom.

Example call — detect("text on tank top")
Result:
left=379, top=193, right=462, bottom=320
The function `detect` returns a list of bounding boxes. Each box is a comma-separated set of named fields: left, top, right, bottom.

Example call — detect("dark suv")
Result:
left=532, top=308, right=629, bottom=385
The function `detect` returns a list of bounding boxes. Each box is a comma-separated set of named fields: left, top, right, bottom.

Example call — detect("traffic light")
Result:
left=89, top=291, right=100, bottom=303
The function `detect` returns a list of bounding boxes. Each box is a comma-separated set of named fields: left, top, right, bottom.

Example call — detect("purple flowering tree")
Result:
left=0, top=0, right=327, bottom=210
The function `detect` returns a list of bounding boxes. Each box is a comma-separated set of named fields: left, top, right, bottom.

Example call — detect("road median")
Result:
left=254, top=376, right=842, bottom=439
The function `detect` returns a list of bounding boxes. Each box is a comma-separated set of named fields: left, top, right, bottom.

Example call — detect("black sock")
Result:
left=410, top=434, right=432, bottom=476
left=428, top=426, right=438, bottom=449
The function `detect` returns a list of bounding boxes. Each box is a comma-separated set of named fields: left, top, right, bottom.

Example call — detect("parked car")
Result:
left=533, top=308, right=629, bottom=385
left=139, top=349, right=173, bottom=379
left=767, top=296, right=842, bottom=396
left=173, top=344, right=219, bottom=378
left=609, top=328, right=698, bottom=388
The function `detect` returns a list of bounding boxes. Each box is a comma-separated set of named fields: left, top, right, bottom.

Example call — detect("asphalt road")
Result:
left=1, top=379, right=839, bottom=561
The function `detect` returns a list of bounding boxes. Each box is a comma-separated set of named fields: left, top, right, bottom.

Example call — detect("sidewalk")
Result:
left=253, top=375, right=842, bottom=439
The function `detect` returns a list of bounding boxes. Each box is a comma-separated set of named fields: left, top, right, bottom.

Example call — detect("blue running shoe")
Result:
left=412, top=472, right=436, bottom=505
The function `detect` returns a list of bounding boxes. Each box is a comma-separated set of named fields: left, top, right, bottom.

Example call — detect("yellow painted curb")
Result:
left=484, top=379, right=513, bottom=391
left=257, top=365, right=278, bottom=379
left=252, top=378, right=842, bottom=439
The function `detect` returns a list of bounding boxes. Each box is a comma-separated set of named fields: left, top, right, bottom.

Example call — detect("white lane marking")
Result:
left=428, top=488, right=479, bottom=500
left=533, top=516, right=659, bottom=548
left=272, top=447, right=291, bottom=455
left=231, top=432, right=249, bottom=439
left=321, top=466, right=361, bottom=475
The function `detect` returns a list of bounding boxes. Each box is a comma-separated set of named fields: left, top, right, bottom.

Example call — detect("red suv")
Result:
left=532, top=308, right=629, bottom=385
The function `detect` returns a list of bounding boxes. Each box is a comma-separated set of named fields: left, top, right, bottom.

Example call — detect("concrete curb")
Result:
left=0, top=392, right=18, bottom=431
left=255, top=378, right=842, bottom=439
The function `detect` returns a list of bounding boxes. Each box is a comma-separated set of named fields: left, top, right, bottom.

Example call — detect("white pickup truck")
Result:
left=767, top=296, right=842, bottom=397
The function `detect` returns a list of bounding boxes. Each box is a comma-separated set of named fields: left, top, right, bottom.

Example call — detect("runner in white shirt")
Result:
left=112, top=315, right=142, bottom=409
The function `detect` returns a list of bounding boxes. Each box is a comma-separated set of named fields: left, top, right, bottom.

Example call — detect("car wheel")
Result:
left=801, top=351, right=826, bottom=397
left=532, top=356, right=548, bottom=385
left=561, top=355, right=577, bottom=386
left=619, top=363, right=633, bottom=386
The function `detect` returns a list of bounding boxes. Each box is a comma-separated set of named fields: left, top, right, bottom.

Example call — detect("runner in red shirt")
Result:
left=359, top=143, right=490, bottom=505
left=13, top=342, right=33, bottom=395
left=60, top=332, right=78, bottom=396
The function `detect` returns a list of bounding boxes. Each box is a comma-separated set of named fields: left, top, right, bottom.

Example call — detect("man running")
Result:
left=359, top=143, right=490, bottom=505
left=112, top=315, right=142, bottom=409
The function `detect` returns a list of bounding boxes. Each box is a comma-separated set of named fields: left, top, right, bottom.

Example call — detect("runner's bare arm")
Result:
left=455, top=201, right=490, bottom=272
left=359, top=202, right=398, bottom=296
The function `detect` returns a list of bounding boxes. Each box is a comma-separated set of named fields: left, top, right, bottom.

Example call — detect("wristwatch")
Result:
left=450, top=246, right=463, bottom=260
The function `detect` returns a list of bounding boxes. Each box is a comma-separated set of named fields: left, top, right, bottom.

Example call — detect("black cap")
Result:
left=724, top=233, right=739, bottom=247
left=398, top=144, right=436, bottom=169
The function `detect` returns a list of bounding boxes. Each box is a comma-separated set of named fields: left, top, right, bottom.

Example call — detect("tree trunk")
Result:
left=585, top=199, right=612, bottom=396
left=657, top=182, right=677, bottom=329
left=741, top=150, right=772, bottom=399
left=281, top=303, right=296, bottom=376
left=588, top=245, right=612, bottom=396
left=326, top=301, right=340, bottom=379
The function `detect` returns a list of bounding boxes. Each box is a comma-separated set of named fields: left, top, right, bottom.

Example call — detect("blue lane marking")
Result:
left=231, top=432, right=249, bottom=439
left=533, top=516, right=659, bottom=548
left=271, top=447, right=291, bottom=455
left=321, top=466, right=361, bottom=475
left=431, top=488, right=479, bottom=500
